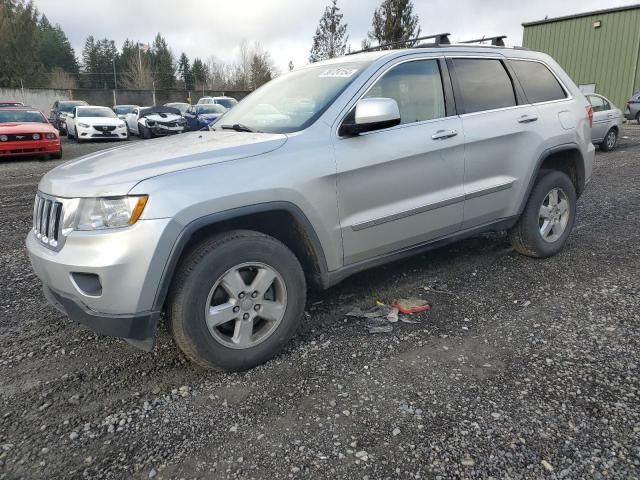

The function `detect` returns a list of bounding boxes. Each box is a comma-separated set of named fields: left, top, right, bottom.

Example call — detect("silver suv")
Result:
left=27, top=45, right=594, bottom=370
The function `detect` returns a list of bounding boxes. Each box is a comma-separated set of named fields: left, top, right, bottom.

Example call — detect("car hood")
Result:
left=76, top=116, right=122, bottom=125
left=198, top=114, right=222, bottom=121
left=39, top=131, right=287, bottom=197
left=0, top=122, right=56, bottom=133
left=142, top=113, right=182, bottom=123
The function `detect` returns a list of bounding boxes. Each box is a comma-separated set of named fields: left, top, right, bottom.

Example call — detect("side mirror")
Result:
left=339, top=97, right=400, bottom=136
left=68, top=113, right=75, bottom=119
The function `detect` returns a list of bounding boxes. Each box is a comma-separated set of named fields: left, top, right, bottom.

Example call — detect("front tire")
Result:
left=75, top=128, right=83, bottom=144
left=600, top=128, right=617, bottom=151
left=509, top=170, right=576, bottom=258
left=168, top=230, right=306, bottom=371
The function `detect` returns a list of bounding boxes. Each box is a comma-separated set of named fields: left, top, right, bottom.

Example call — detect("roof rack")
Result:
left=459, top=35, right=507, bottom=47
left=347, top=33, right=451, bottom=55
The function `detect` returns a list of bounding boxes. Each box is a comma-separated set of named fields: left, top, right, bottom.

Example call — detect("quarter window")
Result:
left=363, top=59, right=446, bottom=125
left=510, top=60, right=567, bottom=104
left=450, top=59, right=516, bottom=114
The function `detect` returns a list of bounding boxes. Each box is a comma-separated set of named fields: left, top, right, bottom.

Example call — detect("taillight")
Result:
left=585, top=105, right=593, bottom=128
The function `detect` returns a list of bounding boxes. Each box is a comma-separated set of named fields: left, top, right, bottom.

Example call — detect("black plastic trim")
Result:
left=327, top=216, right=519, bottom=287
left=44, top=286, right=159, bottom=346
left=152, top=202, right=330, bottom=310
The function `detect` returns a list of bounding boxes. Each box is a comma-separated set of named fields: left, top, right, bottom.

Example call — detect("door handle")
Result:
left=431, top=129, right=458, bottom=140
left=517, top=114, right=538, bottom=124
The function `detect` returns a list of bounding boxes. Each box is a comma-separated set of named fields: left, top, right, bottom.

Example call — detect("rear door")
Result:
left=586, top=95, right=609, bottom=142
left=333, top=56, right=465, bottom=264
left=447, top=56, right=547, bottom=229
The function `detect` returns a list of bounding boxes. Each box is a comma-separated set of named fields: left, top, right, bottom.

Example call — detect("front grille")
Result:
left=3, top=133, right=42, bottom=141
left=93, top=125, right=116, bottom=132
left=33, top=194, right=63, bottom=248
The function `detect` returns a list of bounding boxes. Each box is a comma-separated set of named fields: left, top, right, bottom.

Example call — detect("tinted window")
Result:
left=364, top=59, right=445, bottom=124
left=451, top=59, right=516, bottom=114
left=510, top=60, right=567, bottom=104
left=0, top=110, right=47, bottom=123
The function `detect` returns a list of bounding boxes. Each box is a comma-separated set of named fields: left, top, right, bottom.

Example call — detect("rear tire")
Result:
left=600, top=128, right=617, bottom=151
left=636, top=112, right=640, bottom=125
left=509, top=170, right=576, bottom=258
left=168, top=230, right=306, bottom=371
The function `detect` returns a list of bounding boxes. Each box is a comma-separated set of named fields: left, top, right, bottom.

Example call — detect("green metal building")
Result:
left=522, top=4, right=640, bottom=109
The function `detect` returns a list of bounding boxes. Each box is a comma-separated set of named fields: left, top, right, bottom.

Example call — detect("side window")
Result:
left=588, top=95, right=606, bottom=112
left=450, top=58, right=516, bottom=114
left=363, top=59, right=446, bottom=125
left=510, top=60, right=567, bottom=104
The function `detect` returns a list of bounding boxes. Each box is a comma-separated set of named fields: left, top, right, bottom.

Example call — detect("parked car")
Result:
left=196, top=96, right=238, bottom=109
left=49, top=100, right=88, bottom=134
left=0, top=107, right=61, bottom=159
left=0, top=102, right=25, bottom=108
left=586, top=94, right=624, bottom=151
left=27, top=45, right=594, bottom=371
left=164, top=102, right=191, bottom=115
left=624, top=90, right=640, bottom=124
left=125, top=106, right=185, bottom=138
left=113, top=104, right=138, bottom=120
left=65, top=106, right=129, bottom=143
left=184, top=104, right=226, bottom=131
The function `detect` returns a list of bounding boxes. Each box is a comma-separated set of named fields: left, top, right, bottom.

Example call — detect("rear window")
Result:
left=450, top=59, right=516, bottom=114
left=510, top=60, right=567, bottom=104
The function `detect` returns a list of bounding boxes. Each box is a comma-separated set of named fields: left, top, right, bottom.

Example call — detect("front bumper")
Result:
left=76, top=125, right=128, bottom=139
left=26, top=218, right=172, bottom=343
left=0, top=139, right=61, bottom=157
left=149, top=124, right=184, bottom=136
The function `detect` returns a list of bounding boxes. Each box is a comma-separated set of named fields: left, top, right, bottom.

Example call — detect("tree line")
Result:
left=0, top=0, right=421, bottom=91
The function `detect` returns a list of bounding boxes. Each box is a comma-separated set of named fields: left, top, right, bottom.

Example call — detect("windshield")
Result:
left=114, top=105, right=135, bottom=115
left=0, top=110, right=47, bottom=123
left=215, top=98, right=238, bottom=109
left=218, top=62, right=369, bottom=133
left=165, top=103, right=190, bottom=114
left=196, top=104, right=226, bottom=114
left=77, top=108, right=116, bottom=118
left=59, top=101, right=87, bottom=113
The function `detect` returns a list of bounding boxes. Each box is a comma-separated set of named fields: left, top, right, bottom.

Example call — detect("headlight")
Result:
left=74, top=196, right=148, bottom=231
left=32, top=133, right=41, bottom=140
left=78, top=123, right=89, bottom=128
left=118, top=122, right=126, bottom=128
left=45, top=132, right=57, bottom=139
left=0, top=135, right=7, bottom=141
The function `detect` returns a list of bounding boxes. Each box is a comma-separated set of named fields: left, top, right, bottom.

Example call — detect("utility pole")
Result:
left=19, top=79, right=25, bottom=104
left=152, top=79, right=156, bottom=106
left=112, top=58, right=117, bottom=106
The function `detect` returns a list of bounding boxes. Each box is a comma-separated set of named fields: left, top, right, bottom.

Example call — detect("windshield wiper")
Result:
left=220, top=123, right=255, bottom=133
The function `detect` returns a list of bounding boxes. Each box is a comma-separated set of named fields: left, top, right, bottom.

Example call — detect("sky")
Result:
left=35, top=0, right=639, bottom=73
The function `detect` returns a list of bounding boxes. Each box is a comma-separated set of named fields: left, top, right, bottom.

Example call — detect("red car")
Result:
left=0, top=108, right=62, bottom=159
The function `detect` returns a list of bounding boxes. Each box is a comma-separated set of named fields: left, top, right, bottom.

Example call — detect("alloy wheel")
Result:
left=204, top=262, right=287, bottom=349
left=538, top=188, right=570, bottom=243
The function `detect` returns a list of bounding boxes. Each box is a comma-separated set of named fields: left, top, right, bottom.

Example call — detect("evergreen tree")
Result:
left=368, top=0, right=421, bottom=48
left=250, top=51, right=273, bottom=88
left=177, top=52, right=193, bottom=90
left=0, top=0, right=45, bottom=87
left=309, top=0, right=348, bottom=63
left=37, top=15, right=79, bottom=79
left=191, top=57, right=208, bottom=91
left=151, top=33, right=175, bottom=88
left=288, top=60, right=294, bottom=71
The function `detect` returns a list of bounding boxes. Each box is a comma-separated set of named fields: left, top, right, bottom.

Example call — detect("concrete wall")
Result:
left=0, top=87, right=251, bottom=115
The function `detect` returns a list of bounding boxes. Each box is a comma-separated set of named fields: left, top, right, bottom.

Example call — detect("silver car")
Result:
left=586, top=94, right=624, bottom=151
left=624, top=90, right=640, bottom=124
left=27, top=44, right=594, bottom=371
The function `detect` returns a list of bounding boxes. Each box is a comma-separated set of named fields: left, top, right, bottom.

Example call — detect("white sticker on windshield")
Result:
left=319, top=68, right=358, bottom=78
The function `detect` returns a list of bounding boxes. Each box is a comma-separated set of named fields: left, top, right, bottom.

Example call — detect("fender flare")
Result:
left=151, top=201, right=330, bottom=311
left=517, top=143, right=585, bottom=214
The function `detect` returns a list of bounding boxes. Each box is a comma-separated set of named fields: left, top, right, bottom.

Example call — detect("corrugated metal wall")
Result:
left=523, top=8, right=640, bottom=109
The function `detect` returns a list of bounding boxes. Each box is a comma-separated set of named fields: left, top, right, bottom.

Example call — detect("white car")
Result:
left=66, top=106, right=128, bottom=143
left=196, top=96, right=238, bottom=110
left=125, top=106, right=185, bottom=139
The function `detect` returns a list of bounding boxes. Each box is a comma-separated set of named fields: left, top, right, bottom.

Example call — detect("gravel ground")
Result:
left=1, top=128, right=639, bottom=480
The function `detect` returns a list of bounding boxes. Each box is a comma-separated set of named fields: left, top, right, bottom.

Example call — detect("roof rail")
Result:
left=347, top=33, right=451, bottom=55
left=459, top=35, right=507, bottom=47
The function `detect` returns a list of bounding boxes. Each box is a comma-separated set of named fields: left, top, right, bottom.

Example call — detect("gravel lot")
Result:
left=1, top=129, right=639, bottom=480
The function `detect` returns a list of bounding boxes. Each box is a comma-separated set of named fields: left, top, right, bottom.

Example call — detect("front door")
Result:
left=333, top=58, right=465, bottom=265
